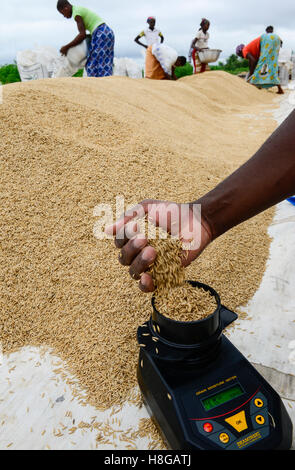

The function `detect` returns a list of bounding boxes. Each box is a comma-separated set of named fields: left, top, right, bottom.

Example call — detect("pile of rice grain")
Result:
left=154, top=283, right=218, bottom=322
left=0, top=74, right=278, bottom=443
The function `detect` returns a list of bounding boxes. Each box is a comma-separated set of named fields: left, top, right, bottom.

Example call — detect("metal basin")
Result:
left=198, top=49, right=222, bottom=64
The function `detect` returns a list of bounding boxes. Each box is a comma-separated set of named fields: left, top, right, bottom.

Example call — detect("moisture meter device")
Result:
left=137, top=281, right=293, bottom=450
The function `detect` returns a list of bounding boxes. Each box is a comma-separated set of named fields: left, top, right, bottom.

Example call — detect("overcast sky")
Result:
left=1, top=0, right=295, bottom=65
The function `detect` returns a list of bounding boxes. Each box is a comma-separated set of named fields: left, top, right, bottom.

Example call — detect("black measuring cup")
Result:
left=151, top=281, right=237, bottom=347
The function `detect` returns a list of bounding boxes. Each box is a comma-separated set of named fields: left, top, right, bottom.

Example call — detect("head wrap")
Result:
left=236, top=44, right=245, bottom=56
left=200, top=18, right=210, bottom=27
left=147, top=16, right=156, bottom=22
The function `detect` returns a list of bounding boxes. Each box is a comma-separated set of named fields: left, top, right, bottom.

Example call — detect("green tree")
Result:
left=224, top=54, right=248, bottom=71
left=0, top=64, right=21, bottom=84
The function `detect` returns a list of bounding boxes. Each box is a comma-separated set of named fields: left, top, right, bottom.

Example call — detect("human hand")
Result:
left=105, top=199, right=212, bottom=293
left=60, top=46, right=69, bottom=56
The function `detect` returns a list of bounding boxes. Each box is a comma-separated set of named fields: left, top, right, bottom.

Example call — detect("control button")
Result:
left=196, top=420, right=224, bottom=437
left=254, top=398, right=264, bottom=408
left=225, top=410, right=248, bottom=433
left=255, top=415, right=265, bottom=426
left=203, top=422, right=214, bottom=433
left=251, top=408, right=269, bottom=430
left=219, top=433, right=230, bottom=444
left=206, top=428, right=236, bottom=448
left=250, top=392, right=268, bottom=416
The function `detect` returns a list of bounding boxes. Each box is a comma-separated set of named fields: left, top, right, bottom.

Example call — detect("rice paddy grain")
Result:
left=0, top=73, right=278, bottom=441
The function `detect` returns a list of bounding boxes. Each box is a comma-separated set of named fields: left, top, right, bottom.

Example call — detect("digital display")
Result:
left=201, top=384, right=244, bottom=411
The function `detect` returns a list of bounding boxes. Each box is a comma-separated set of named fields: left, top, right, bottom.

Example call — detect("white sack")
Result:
left=52, top=57, right=79, bottom=78
left=17, top=63, right=49, bottom=82
left=113, top=58, right=128, bottom=76
left=113, top=57, right=143, bottom=78
left=17, top=42, right=88, bottom=81
left=152, top=44, right=178, bottom=75
left=66, top=40, right=88, bottom=69
left=17, top=46, right=59, bottom=79
left=279, top=48, right=292, bottom=64
left=125, top=58, right=143, bottom=79
left=53, top=40, right=88, bottom=78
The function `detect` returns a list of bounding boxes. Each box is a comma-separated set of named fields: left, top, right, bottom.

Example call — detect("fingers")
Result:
left=118, top=236, right=157, bottom=293
left=105, top=214, right=136, bottom=238
left=114, top=220, right=141, bottom=249
left=139, top=273, right=155, bottom=293
left=105, top=201, right=152, bottom=237
left=106, top=199, right=178, bottom=294
left=119, top=235, right=148, bottom=266
left=119, top=240, right=157, bottom=281
left=105, top=199, right=212, bottom=294
left=128, top=246, right=157, bottom=281
left=105, top=199, right=161, bottom=238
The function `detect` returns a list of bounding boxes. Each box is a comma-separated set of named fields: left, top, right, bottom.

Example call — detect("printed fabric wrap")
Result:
left=86, top=23, right=115, bottom=77
left=249, top=33, right=281, bottom=88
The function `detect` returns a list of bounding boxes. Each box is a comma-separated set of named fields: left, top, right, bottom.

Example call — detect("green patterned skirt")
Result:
left=249, top=33, right=281, bottom=88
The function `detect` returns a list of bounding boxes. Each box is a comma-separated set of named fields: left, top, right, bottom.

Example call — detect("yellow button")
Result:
left=225, top=410, right=248, bottom=433
left=219, top=433, right=230, bottom=444
left=255, top=415, right=265, bottom=425
left=254, top=398, right=264, bottom=408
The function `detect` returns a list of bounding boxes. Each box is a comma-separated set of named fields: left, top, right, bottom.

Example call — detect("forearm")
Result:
left=248, top=54, right=258, bottom=75
left=171, top=66, right=177, bottom=81
left=65, top=32, right=86, bottom=49
left=190, top=38, right=197, bottom=49
left=135, top=38, right=147, bottom=49
left=195, top=110, right=295, bottom=240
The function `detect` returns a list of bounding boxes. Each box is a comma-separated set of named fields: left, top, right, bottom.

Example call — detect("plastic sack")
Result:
left=53, top=40, right=88, bottom=78
left=278, top=48, right=293, bottom=78
left=113, top=58, right=128, bottom=76
left=52, top=57, right=80, bottom=78
left=152, top=44, right=178, bottom=75
left=288, top=340, right=295, bottom=364
left=279, top=64, right=289, bottom=86
left=113, top=58, right=143, bottom=79
left=125, top=58, right=143, bottom=79
left=66, top=40, right=88, bottom=69
left=17, top=42, right=88, bottom=81
left=279, top=48, right=292, bottom=64
left=17, top=46, right=58, bottom=80
left=17, top=63, right=49, bottom=82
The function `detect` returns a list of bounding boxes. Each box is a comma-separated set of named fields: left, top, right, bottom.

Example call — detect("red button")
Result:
left=203, top=422, right=213, bottom=433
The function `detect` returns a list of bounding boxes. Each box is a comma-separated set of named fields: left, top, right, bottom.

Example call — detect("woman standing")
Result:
left=236, top=33, right=284, bottom=94
left=189, top=18, right=210, bottom=73
left=57, top=0, right=115, bottom=77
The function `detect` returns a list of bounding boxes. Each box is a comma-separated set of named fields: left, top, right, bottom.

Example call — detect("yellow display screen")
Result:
left=201, top=384, right=244, bottom=411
